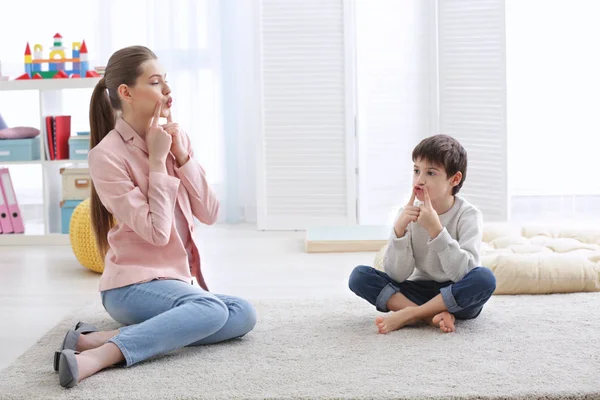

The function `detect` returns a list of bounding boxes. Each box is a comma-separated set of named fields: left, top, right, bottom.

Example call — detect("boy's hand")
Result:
left=161, top=111, right=189, bottom=166
left=394, top=190, right=420, bottom=238
left=417, top=187, right=443, bottom=238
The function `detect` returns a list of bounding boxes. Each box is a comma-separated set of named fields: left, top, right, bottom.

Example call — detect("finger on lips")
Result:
left=152, top=101, right=162, bottom=127
left=423, top=187, right=432, bottom=204
left=407, top=190, right=417, bottom=206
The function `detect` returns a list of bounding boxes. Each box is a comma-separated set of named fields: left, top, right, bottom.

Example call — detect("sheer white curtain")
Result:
left=507, top=0, right=600, bottom=222
left=0, top=0, right=238, bottom=221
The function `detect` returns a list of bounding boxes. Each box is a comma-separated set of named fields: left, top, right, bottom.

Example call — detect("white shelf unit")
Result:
left=0, top=77, right=100, bottom=245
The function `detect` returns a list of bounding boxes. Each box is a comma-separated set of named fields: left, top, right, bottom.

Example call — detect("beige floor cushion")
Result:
left=373, top=224, right=600, bottom=295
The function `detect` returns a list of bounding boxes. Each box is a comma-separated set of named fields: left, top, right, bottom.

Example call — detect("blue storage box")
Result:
left=68, top=136, right=90, bottom=160
left=0, top=136, right=40, bottom=162
left=60, top=199, right=83, bottom=234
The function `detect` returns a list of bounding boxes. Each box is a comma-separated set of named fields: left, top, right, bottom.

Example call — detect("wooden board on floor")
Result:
left=305, top=225, right=389, bottom=253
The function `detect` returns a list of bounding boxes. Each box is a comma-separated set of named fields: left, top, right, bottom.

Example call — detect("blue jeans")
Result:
left=101, top=279, right=257, bottom=366
left=348, top=266, right=496, bottom=319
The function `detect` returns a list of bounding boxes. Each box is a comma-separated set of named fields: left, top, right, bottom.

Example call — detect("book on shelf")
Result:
left=44, top=115, right=71, bottom=160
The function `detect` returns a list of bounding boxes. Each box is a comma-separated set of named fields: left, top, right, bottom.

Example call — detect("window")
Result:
left=507, top=0, right=600, bottom=222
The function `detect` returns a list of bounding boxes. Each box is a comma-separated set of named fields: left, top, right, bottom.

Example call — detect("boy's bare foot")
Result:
left=375, top=307, right=419, bottom=334
left=77, top=330, right=119, bottom=352
left=432, top=311, right=455, bottom=333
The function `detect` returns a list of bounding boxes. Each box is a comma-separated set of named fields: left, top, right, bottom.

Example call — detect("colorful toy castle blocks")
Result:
left=18, top=33, right=99, bottom=80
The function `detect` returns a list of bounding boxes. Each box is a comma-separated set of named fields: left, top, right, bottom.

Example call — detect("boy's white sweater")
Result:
left=383, top=195, right=483, bottom=283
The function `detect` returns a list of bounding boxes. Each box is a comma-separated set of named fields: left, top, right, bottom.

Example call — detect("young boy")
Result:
left=348, top=134, right=496, bottom=334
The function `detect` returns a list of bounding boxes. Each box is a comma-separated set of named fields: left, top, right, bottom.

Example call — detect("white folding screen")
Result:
left=257, top=0, right=356, bottom=229
left=437, top=0, right=508, bottom=221
left=255, top=0, right=509, bottom=229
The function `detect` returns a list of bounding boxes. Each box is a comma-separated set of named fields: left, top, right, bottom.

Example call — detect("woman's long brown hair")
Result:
left=89, top=46, right=157, bottom=255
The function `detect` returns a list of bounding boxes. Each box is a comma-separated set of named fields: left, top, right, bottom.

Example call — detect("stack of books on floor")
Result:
left=0, top=167, right=25, bottom=234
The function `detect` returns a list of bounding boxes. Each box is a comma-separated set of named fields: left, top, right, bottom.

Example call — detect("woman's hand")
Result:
left=161, top=110, right=190, bottom=166
left=147, top=101, right=172, bottom=164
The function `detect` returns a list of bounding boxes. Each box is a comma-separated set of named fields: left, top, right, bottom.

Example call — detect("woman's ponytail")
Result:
left=89, top=78, right=115, bottom=255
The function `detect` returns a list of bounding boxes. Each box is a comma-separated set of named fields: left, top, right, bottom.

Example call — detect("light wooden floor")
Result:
left=0, top=225, right=376, bottom=371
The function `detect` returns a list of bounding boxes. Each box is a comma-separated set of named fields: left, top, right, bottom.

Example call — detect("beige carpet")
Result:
left=1, top=294, right=600, bottom=399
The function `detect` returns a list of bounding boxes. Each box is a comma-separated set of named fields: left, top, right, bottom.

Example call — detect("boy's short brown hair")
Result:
left=412, top=134, right=467, bottom=195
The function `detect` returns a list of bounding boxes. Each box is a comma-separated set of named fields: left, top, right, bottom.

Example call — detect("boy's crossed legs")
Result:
left=381, top=291, right=456, bottom=333
left=348, top=265, right=496, bottom=334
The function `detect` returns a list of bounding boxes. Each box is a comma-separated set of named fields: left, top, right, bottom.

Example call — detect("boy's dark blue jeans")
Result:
left=348, top=265, right=496, bottom=319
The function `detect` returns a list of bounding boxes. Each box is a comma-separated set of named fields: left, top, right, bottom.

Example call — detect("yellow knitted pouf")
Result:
left=69, top=198, right=105, bottom=273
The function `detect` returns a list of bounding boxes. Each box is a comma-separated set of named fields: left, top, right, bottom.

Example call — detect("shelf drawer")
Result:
left=69, top=136, right=90, bottom=160
left=60, top=167, right=90, bottom=200
left=0, top=137, right=40, bottom=162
